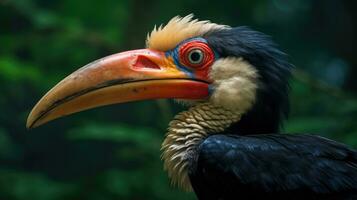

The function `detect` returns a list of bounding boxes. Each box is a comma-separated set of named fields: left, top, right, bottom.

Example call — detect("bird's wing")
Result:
left=189, top=134, right=357, bottom=199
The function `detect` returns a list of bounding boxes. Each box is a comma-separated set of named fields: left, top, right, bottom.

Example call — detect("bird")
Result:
left=27, top=15, right=357, bottom=199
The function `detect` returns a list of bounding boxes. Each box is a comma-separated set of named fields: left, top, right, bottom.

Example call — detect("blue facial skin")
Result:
left=208, top=85, right=215, bottom=96
left=165, top=37, right=219, bottom=80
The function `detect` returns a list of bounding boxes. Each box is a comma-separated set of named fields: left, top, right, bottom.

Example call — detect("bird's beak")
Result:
left=27, top=49, right=210, bottom=128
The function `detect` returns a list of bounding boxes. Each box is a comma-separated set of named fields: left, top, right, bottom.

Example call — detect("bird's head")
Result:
left=27, top=15, right=292, bottom=133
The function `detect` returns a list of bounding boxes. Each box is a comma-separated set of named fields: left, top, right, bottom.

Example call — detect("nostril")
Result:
left=133, top=55, right=161, bottom=70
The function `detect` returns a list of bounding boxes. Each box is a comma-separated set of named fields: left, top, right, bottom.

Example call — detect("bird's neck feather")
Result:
left=161, top=102, right=241, bottom=191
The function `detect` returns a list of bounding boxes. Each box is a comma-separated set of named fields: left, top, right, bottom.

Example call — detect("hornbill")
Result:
left=27, top=15, right=357, bottom=199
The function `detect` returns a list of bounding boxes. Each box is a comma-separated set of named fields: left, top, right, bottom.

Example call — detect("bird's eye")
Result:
left=188, top=49, right=204, bottom=64
left=179, top=40, right=215, bottom=69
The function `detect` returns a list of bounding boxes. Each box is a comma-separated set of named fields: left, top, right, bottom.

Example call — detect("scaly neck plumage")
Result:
left=161, top=103, right=242, bottom=191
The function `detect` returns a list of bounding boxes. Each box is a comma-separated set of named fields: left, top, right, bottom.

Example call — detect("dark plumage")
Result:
left=189, top=134, right=357, bottom=200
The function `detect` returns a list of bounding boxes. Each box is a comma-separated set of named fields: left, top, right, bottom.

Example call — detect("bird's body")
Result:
left=27, top=15, right=357, bottom=199
left=162, top=102, right=357, bottom=199
left=190, top=134, right=357, bottom=199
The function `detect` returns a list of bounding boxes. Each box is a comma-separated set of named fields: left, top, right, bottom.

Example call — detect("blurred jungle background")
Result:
left=1, top=0, right=357, bottom=199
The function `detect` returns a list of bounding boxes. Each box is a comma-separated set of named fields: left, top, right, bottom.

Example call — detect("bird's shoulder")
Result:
left=189, top=134, right=357, bottom=199
left=198, top=134, right=357, bottom=164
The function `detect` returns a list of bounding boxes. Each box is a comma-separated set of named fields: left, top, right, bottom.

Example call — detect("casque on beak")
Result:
left=27, top=49, right=210, bottom=128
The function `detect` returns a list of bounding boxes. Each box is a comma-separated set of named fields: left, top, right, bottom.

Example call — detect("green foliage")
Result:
left=0, top=0, right=357, bottom=199
left=0, top=169, right=76, bottom=200
left=68, top=123, right=159, bottom=145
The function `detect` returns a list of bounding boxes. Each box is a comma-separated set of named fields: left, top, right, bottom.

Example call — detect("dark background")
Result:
left=1, top=0, right=357, bottom=199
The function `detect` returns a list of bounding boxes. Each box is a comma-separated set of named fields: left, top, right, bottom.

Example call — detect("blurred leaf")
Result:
left=285, top=117, right=338, bottom=134
left=0, top=169, right=77, bottom=200
left=67, top=123, right=160, bottom=148
left=0, top=56, right=42, bottom=83
left=0, top=127, right=15, bottom=158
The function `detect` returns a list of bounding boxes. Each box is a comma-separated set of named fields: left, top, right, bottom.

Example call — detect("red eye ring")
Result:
left=179, top=41, right=215, bottom=69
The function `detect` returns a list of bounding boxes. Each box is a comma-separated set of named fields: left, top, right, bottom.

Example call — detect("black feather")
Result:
left=204, top=27, right=293, bottom=134
left=189, top=134, right=357, bottom=200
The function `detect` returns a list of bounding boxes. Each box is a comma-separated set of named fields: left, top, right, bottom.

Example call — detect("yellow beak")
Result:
left=27, top=49, right=210, bottom=128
